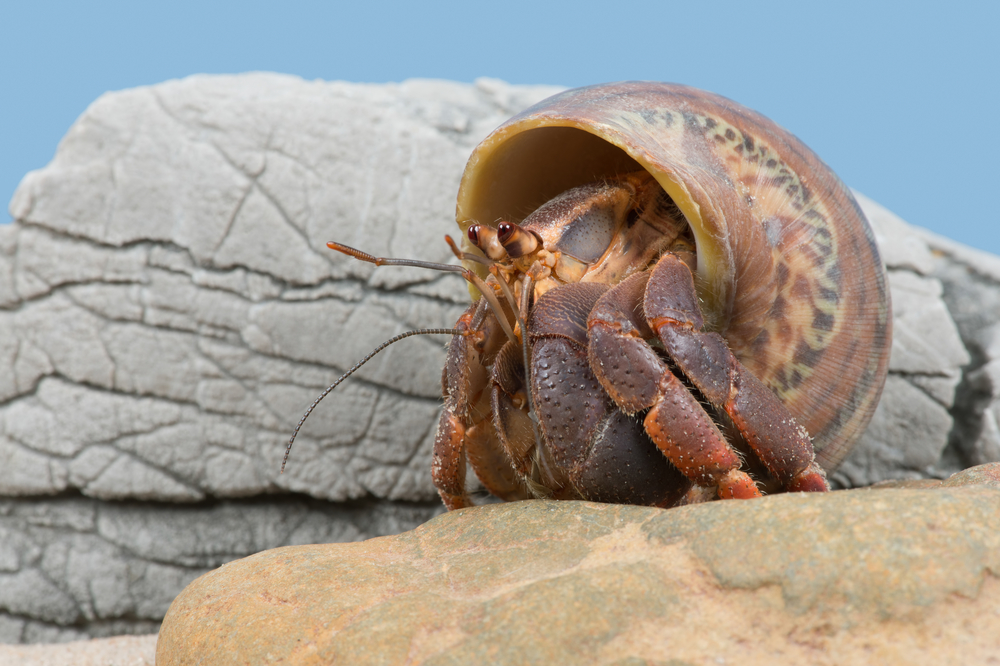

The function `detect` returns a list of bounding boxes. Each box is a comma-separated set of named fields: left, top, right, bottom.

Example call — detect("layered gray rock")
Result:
left=912, top=228, right=1000, bottom=467
left=0, top=495, right=441, bottom=644
left=3, top=74, right=562, bottom=504
left=1, top=73, right=997, bottom=642
left=1, top=74, right=562, bottom=642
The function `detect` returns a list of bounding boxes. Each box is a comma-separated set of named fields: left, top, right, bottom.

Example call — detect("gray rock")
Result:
left=911, top=228, right=1000, bottom=468
left=3, top=74, right=1000, bottom=642
left=962, top=357, right=1000, bottom=464
left=6, top=74, right=984, bottom=504
left=1, top=74, right=560, bottom=642
left=833, top=375, right=953, bottom=487
left=2, top=74, right=563, bottom=503
left=0, top=495, right=441, bottom=642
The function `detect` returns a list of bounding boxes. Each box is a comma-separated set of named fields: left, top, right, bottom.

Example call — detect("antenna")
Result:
left=281, top=328, right=460, bottom=473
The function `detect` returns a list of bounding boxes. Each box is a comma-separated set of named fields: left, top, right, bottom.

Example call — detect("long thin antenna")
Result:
left=281, top=328, right=460, bottom=473
left=328, top=241, right=518, bottom=344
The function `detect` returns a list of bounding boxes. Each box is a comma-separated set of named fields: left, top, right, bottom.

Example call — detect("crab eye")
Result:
left=496, top=221, right=514, bottom=244
left=496, top=221, right=539, bottom=258
left=466, top=223, right=507, bottom=261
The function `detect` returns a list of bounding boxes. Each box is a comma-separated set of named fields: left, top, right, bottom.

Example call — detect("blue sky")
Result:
left=3, top=1, right=998, bottom=254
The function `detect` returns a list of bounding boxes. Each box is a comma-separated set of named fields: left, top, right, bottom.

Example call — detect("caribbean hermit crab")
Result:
left=287, top=82, right=892, bottom=511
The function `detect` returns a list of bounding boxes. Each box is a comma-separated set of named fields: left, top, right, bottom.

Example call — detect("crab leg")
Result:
left=642, top=253, right=828, bottom=492
left=433, top=306, right=478, bottom=510
left=434, top=301, right=528, bottom=509
left=586, top=273, right=761, bottom=500
left=527, top=282, right=690, bottom=505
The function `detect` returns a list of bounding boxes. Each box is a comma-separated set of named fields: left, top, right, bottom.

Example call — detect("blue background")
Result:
left=3, top=1, right=998, bottom=253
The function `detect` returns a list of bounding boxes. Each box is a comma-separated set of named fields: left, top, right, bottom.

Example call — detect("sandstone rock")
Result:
left=157, top=470, right=1000, bottom=666
left=942, top=460, right=1000, bottom=487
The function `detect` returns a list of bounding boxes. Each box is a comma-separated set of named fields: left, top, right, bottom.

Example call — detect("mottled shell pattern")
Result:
left=456, top=82, right=891, bottom=470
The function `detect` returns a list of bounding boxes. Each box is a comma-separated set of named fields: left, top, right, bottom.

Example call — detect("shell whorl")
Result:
left=456, top=82, right=891, bottom=470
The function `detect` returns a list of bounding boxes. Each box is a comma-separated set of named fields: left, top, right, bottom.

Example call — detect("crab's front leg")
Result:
left=586, top=272, right=761, bottom=500
left=433, top=300, right=527, bottom=509
left=641, top=253, right=829, bottom=493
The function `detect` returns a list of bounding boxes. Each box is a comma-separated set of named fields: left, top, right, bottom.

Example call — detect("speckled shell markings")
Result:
left=455, top=82, right=891, bottom=471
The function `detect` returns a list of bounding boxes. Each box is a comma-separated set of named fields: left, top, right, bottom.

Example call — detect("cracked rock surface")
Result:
left=1, top=74, right=559, bottom=642
left=3, top=74, right=562, bottom=503
left=912, top=226, right=1000, bottom=468
left=1, top=74, right=997, bottom=643
left=0, top=495, right=441, bottom=644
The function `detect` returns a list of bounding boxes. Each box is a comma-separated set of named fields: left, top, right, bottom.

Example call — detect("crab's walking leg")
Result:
left=643, top=254, right=828, bottom=492
left=587, top=273, right=761, bottom=500
left=432, top=412, right=469, bottom=510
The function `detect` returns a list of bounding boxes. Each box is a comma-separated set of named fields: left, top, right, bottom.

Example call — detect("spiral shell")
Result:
left=456, top=82, right=891, bottom=470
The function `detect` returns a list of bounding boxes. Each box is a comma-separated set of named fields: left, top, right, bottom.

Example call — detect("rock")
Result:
left=0, top=634, right=156, bottom=666
left=3, top=74, right=563, bottom=504
left=157, top=470, right=1000, bottom=665
left=5, top=73, right=564, bottom=642
left=0, top=495, right=441, bottom=643
left=913, top=227, right=1000, bottom=468
left=4, top=73, right=1000, bottom=642
left=942, top=460, right=1000, bottom=487
left=3, top=74, right=985, bottom=508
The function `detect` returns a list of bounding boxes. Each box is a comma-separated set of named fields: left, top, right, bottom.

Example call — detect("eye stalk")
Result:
left=496, top=221, right=540, bottom=258
left=467, top=224, right=508, bottom=261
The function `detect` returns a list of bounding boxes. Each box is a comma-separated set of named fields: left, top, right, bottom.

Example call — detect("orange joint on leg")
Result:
left=785, top=462, right=829, bottom=493
left=717, top=469, right=762, bottom=500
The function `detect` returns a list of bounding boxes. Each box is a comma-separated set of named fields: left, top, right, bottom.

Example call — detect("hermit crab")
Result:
left=286, top=82, right=892, bottom=511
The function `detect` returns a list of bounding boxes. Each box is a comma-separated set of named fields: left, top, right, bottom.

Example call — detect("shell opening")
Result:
left=457, top=126, right=723, bottom=321
left=459, top=127, right=644, bottom=231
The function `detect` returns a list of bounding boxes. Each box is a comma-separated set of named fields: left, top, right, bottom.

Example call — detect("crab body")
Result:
left=429, top=82, right=891, bottom=510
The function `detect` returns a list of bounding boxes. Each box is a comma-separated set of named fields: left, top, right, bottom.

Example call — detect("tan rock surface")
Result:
left=0, top=634, right=156, bottom=665
left=157, top=473, right=1000, bottom=666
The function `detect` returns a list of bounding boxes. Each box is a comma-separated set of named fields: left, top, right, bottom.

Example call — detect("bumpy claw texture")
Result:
left=428, top=82, right=891, bottom=509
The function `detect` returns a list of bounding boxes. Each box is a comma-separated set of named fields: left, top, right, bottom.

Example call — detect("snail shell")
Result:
left=456, top=82, right=891, bottom=470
